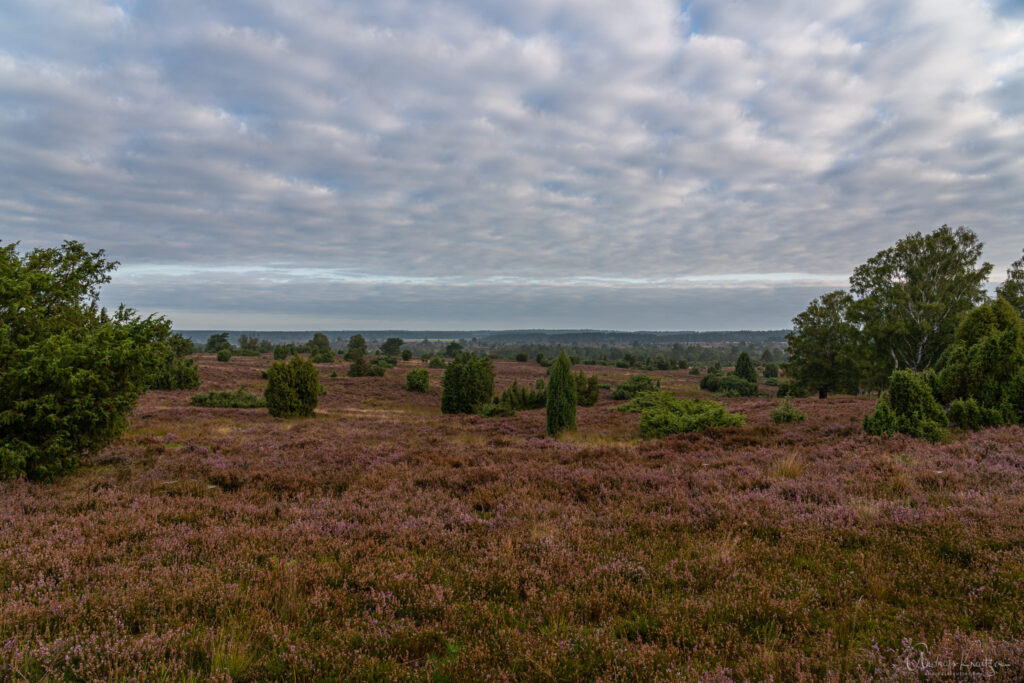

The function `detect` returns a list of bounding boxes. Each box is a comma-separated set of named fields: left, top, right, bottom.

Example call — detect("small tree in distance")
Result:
left=441, top=352, right=494, bottom=414
left=546, top=351, right=577, bottom=435
left=733, top=352, right=758, bottom=384
left=265, top=356, right=320, bottom=418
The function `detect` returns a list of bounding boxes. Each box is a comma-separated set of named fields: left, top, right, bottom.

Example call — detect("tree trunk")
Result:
left=818, top=387, right=828, bottom=399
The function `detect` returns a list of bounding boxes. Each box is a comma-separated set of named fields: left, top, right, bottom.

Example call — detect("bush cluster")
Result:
left=618, top=391, right=744, bottom=438
left=700, top=370, right=758, bottom=397
left=265, top=356, right=320, bottom=418
left=428, top=356, right=447, bottom=369
left=499, top=379, right=546, bottom=410
left=575, top=371, right=600, bottom=407
left=610, top=375, right=659, bottom=400
left=863, top=370, right=948, bottom=442
left=770, top=400, right=806, bottom=424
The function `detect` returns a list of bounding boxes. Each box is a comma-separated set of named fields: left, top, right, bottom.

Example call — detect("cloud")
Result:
left=3, top=0, right=1023, bottom=328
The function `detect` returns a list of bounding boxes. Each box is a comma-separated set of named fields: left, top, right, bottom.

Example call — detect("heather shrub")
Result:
left=428, top=356, right=447, bottom=369
left=863, top=370, right=948, bottom=442
left=441, top=353, right=495, bottom=414
left=499, top=379, right=546, bottom=410
left=406, top=368, right=429, bottom=393
left=265, top=356, right=320, bottom=418
left=190, top=388, right=266, bottom=408
left=546, top=351, right=577, bottom=435
left=611, top=374, right=659, bottom=400
left=217, top=348, right=232, bottom=362
left=734, top=352, right=758, bottom=383
left=576, top=371, right=600, bottom=406
left=770, top=400, right=806, bottom=424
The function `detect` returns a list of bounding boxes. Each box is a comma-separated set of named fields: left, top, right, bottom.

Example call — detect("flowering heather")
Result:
left=1, top=355, right=1023, bottom=680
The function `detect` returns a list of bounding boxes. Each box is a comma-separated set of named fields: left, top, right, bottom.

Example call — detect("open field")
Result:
left=2, top=356, right=1023, bottom=681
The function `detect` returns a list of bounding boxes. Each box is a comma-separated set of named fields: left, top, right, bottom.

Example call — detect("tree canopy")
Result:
left=785, top=291, right=861, bottom=399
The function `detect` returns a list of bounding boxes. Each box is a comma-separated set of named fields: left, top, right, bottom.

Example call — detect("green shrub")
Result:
left=515, top=353, right=528, bottom=362
left=765, top=377, right=779, bottom=386
left=272, top=345, right=290, bottom=360
left=310, top=349, right=334, bottom=363
left=401, top=349, right=413, bottom=361
left=576, top=371, right=600, bottom=407
left=776, top=382, right=809, bottom=398
left=204, top=333, right=231, bottom=353
left=406, top=369, right=429, bottom=393
left=689, top=367, right=701, bottom=375
left=374, top=355, right=398, bottom=368
left=947, top=397, right=1003, bottom=430
left=143, top=339, right=200, bottom=390
left=499, top=379, right=546, bottom=410
left=770, top=400, right=806, bottom=424
left=619, top=392, right=744, bottom=438
left=715, top=375, right=759, bottom=397
left=478, top=400, right=515, bottom=418
left=611, top=375, right=659, bottom=400
left=190, top=388, right=266, bottom=408
left=546, top=352, right=577, bottom=435
left=345, top=334, right=367, bottom=360
left=216, top=348, right=232, bottom=362
left=0, top=241, right=179, bottom=480
left=763, top=363, right=780, bottom=378
left=441, top=353, right=495, bottom=414
left=265, top=356, right=320, bottom=418
left=428, top=356, right=447, bottom=369
left=734, top=352, right=758, bottom=383
left=863, top=370, right=948, bottom=442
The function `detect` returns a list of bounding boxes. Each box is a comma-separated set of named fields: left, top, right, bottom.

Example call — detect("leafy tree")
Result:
left=441, top=353, right=494, bottom=414
left=996, top=249, right=1024, bottom=319
left=143, top=339, right=200, bottom=390
left=763, top=363, right=779, bottom=379
left=733, top=352, right=758, bottom=384
left=168, top=333, right=195, bottom=357
left=785, top=291, right=861, bottom=398
left=205, top=332, right=230, bottom=353
left=546, top=351, right=577, bottom=435
left=406, top=368, right=429, bottom=392
left=265, top=356, right=320, bottom=418
left=401, top=348, right=413, bottom=361
left=380, top=337, right=403, bottom=357
left=445, top=341, right=463, bottom=358
left=345, top=334, right=367, bottom=360
left=849, top=225, right=991, bottom=374
left=1, top=241, right=174, bottom=480
left=273, top=344, right=290, bottom=360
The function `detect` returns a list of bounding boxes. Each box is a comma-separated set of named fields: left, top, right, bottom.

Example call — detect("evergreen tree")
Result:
left=546, top=351, right=577, bottom=435
left=996, top=249, right=1024, bottom=319
left=265, top=356, right=320, bottom=418
left=733, top=352, right=758, bottom=384
left=441, top=353, right=494, bottom=413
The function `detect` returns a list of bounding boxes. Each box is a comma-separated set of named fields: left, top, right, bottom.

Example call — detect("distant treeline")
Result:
left=177, top=329, right=791, bottom=346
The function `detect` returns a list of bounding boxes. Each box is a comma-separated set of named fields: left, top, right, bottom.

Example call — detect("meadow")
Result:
left=1, top=355, right=1022, bottom=681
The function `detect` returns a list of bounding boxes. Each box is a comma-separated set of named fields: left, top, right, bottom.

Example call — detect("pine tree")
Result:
left=733, top=352, right=758, bottom=384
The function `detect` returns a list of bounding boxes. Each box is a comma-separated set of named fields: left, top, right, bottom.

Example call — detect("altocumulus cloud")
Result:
left=2, top=0, right=1023, bottom=328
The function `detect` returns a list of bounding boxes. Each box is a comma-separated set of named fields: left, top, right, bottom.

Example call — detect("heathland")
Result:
left=2, top=353, right=1022, bottom=680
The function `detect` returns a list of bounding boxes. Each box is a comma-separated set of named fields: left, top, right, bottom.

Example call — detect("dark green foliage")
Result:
left=374, top=355, right=398, bottom=368
left=347, top=351, right=378, bottom=377
left=216, top=348, right=232, bottom=362
left=265, top=356, right=320, bottom=418
left=499, top=379, right=546, bottom=410
left=204, top=332, right=230, bottom=353
left=236, top=334, right=271, bottom=356
left=143, top=343, right=200, bottom=390
left=380, top=337, right=403, bottom=356
left=310, top=349, right=334, bottom=363
left=445, top=341, right=463, bottom=357
left=345, top=334, right=367, bottom=360
left=441, top=353, right=495, bottom=414
left=0, top=241, right=176, bottom=480
left=546, top=352, right=577, bottom=435
left=700, top=371, right=758, bottom=397
left=168, top=332, right=195, bottom=357
left=272, top=344, right=291, bottom=360
left=428, top=356, right=446, bottom=369
left=734, top=352, right=758, bottom=384
left=786, top=290, right=861, bottom=398
left=850, top=225, right=992, bottom=374
left=515, top=353, right=528, bottom=362
left=775, top=382, right=809, bottom=398
left=689, top=367, right=701, bottom=375
left=575, top=371, right=600, bottom=407
left=770, top=400, right=806, bottom=424
left=536, top=353, right=552, bottom=367
left=610, top=375, right=659, bottom=400
left=947, top=398, right=1003, bottom=431
left=995, top=249, right=1024, bottom=320
left=406, top=369, right=429, bottom=392
left=190, top=388, right=266, bottom=408
left=618, top=392, right=744, bottom=438
left=763, top=363, right=779, bottom=378
left=401, top=349, right=413, bottom=361
left=863, top=370, right=948, bottom=442
left=329, top=370, right=338, bottom=378
left=936, top=298, right=1024, bottom=426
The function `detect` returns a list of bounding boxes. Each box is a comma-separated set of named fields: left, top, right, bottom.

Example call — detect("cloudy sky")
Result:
left=3, top=0, right=1024, bottom=330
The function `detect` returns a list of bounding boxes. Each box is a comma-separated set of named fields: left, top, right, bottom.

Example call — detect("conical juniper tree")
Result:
left=546, top=351, right=577, bottom=435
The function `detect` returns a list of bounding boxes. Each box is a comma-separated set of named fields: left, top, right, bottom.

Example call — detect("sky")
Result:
left=2, top=0, right=1024, bottom=330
